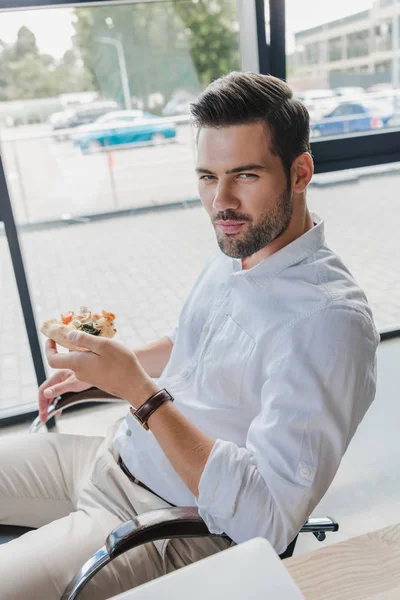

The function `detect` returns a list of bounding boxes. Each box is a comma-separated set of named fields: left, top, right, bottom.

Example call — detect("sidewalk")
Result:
left=1, top=170, right=399, bottom=411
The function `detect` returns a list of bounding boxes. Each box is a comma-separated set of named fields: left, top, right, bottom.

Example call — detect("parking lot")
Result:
left=1, top=122, right=198, bottom=224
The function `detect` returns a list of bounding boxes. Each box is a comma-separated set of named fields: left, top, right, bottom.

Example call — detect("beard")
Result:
left=212, top=186, right=293, bottom=259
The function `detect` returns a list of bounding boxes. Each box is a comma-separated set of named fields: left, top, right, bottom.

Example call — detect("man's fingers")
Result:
left=45, top=338, right=57, bottom=355
left=44, top=381, right=68, bottom=398
left=67, top=331, right=103, bottom=354
left=45, top=339, right=78, bottom=370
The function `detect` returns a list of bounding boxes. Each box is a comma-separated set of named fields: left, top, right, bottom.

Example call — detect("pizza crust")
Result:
left=40, top=319, right=89, bottom=351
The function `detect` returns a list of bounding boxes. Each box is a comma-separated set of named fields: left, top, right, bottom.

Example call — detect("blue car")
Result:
left=311, top=100, right=393, bottom=138
left=73, top=110, right=177, bottom=153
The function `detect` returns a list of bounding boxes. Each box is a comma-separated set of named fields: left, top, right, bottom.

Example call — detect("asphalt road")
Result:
left=1, top=123, right=198, bottom=224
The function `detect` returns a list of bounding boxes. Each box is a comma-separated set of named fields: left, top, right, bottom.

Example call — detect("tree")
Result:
left=0, top=41, right=11, bottom=101
left=174, top=0, right=240, bottom=86
left=72, top=0, right=241, bottom=110
left=51, top=48, right=95, bottom=95
left=0, top=26, right=95, bottom=101
left=13, top=25, right=39, bottom=59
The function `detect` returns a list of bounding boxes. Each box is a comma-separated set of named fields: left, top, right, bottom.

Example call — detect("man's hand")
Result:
left=45, top=332, right=159, bottom=409
left=38, top=369, right=92, bottom=423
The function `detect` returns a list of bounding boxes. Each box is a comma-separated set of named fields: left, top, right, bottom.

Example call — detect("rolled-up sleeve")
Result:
left=166, top=327, right=178, bottom=345
left=196, top=303, right=379, bottom=553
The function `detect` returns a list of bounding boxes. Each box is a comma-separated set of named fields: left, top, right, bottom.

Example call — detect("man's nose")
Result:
left=212, top=182, right=240, bottom=212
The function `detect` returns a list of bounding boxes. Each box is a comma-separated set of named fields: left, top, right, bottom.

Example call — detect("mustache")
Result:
left=212, top=210, right=251, bottom=223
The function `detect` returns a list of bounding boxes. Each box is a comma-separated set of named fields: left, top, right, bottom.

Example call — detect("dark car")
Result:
left=311, top=100, right=393, bottom=138
left=66, top=101, right=119, bottom=128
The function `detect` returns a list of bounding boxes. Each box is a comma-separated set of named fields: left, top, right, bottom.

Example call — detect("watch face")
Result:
left=130, top=406, right=149, bottom=429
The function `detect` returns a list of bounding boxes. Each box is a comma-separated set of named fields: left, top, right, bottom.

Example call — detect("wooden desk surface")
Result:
left=284, top=523, right=400, bottom=600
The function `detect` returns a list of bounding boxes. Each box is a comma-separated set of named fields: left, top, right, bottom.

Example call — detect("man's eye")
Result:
left=238, top=173, right=257, bottom=179
left=200, top=175, right=216, bottom=181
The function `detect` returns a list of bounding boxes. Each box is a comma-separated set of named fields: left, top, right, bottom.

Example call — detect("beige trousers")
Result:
left=0, top=419, right=231, bottom=600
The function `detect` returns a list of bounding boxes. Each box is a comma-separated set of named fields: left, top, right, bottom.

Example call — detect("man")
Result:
left=0, top=72, right=379, bottom=599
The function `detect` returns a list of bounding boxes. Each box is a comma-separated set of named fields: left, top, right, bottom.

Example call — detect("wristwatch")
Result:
left=130, top=388, right=174, bottom=430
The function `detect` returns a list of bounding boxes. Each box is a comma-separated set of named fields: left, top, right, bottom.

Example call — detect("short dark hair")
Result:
left=191, top=72, right=311, bottom=179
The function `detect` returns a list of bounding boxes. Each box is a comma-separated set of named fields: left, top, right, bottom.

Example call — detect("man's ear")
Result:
left=291, top=153, right=314, bottom=194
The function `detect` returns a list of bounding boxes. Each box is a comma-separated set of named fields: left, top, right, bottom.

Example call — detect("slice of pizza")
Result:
left=40, top=306, right=117, bottom=351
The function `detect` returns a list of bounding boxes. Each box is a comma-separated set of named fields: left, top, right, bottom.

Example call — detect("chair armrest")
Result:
left=300, top=517, right=339, bottom=541
left=106, top=507, right=228, bottom=559
left=62, top=510, right=339, bottom=599
left=105, top=512, right=339, bottom=559
left=62, top=507, right=225, bottom=600
left=29, top=388, right=125, bottom=433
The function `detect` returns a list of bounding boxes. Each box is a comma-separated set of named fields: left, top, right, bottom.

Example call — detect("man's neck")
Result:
left=241, top=207, right=314, bottom=271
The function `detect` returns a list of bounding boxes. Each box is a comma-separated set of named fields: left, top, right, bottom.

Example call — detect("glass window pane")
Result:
left=0, top=0, right=241, bottom=417
left=0, top=233, right=37, bottom=414
left=287, top=0, right=400, bottom=138
left=0, top=1, right=241, bottom=225
left=308, top=164, right=400, bottom=330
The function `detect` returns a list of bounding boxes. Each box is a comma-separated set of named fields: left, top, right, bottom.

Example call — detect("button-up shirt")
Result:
left=113, top=212, right=379, bottom=553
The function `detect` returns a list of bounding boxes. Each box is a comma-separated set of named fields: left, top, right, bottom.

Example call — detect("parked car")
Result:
left=66, top=101, right=119, bottom=128
left=48, top=109, right=75, bottom=130
left=50, top=101, right=120, bottom=141
left=73, top=111, right=177, bottom=153
left=294, top=88, right=338, bottom=120
left=162, top=97, right=193, bottom=116
left=387, top=113, right=400, bottom=127
left=71, top=110, right=146, bottom=136
left=310, top=100, right=393, bottom=138
left=333, top=86, right=366, bottom=97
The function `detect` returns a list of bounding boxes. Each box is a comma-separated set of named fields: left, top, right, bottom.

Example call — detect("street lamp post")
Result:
left=95, top=34, right=132, bottom=111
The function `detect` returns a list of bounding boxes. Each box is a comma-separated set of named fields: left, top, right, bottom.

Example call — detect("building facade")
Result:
left=293, top=0, right=400, bottom=86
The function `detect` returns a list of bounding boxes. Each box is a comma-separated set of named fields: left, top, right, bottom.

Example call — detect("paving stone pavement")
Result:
left=1, top=171, right=399, bottom=412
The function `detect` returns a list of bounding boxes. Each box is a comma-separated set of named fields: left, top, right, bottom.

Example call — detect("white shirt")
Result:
left=113, top=212, right=379, bottom=554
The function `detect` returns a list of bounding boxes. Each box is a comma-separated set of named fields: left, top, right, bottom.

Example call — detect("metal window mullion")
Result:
left=0, top=155, right=47, bottom=391
left=268, top=0, right=286, bottom=79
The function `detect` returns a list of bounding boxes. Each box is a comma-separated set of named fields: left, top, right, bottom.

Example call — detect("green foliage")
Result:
left=0, top=26, right=94, bottom=101
left=72, top=0, right=241, bottom=109
left=0, top=1, right=241, bottom=105
left=174, top=0, right=240, bottom=85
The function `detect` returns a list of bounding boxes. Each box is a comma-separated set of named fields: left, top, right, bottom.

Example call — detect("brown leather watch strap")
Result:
left=130, top=388, right=174, bottom=430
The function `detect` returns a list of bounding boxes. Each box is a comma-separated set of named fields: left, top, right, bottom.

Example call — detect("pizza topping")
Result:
left=61, top=312, right=74, bottom=325
left=80, top=323, right=101, bottom=336
left=59, top=308, right=115, bottom=337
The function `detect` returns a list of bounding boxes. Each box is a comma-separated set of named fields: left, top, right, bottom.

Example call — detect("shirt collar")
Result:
left=228, top=212, right=325, bottom=284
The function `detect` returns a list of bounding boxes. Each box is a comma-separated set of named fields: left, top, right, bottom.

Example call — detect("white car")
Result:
left=294, top=89, right=339, bottom=121
left=71, top=110, right=145, bottom=136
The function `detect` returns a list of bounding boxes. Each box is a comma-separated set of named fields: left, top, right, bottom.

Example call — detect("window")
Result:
left=305, top=42, right=320, bottom=65
left=374, top=21, right=392, bottom=52
left=1, top=0, right=400, bottom=424
left=285, top=0, right=400, bottom=342
left=328, top=37, right=343, bottom=62
left=347, top=30, right=370, bottom=58
left=329, top=104, right=352, bottom=117
left=375, top=60, right=392, bottom=72
left=0, top=0, right=242, bottom=421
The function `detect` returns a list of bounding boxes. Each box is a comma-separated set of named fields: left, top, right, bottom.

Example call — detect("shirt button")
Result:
left=203, top=325, right=209, bottom=333
left=126, top=429, right=132, bottom=437
left=300, top=467, right=311, bottom=478
left=182, top=370, right=189, bottom=378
